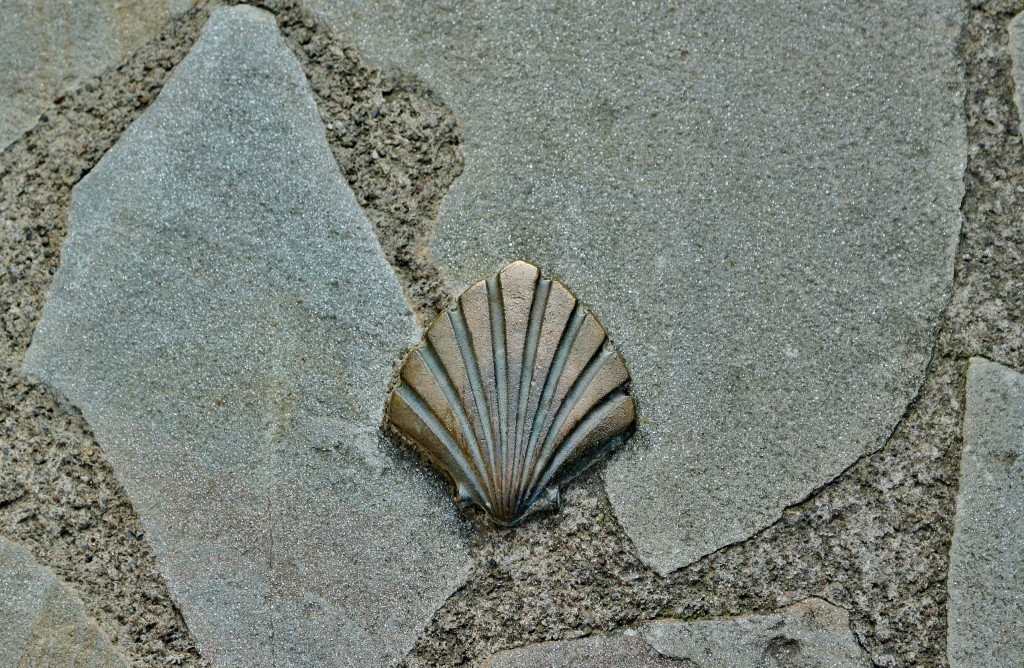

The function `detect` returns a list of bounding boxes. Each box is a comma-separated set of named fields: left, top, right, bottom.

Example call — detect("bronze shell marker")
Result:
left=388, top=261, right=636, bottom=526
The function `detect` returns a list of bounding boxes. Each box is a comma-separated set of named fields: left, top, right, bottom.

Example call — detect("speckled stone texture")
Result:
left=1009, top=10, right=1024, bottom=123
left=22, top=5, right=468, bottom=667
left=947, top=357, right=1024, bottom=668
left=482, top=598, right=868, bottom=668
left=0, top=536, right=128, bottom=668
left=481, top=630, right=677, bottom=668
left=643, top=598, right=870, bottom=667
left=0, top=0, right=193, bottom=151
left=305, top=0, right=967, bottom=574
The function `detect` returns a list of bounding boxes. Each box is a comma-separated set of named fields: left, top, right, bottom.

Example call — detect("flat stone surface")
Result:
left=1010, top=12, right=1024, bottom=126
left=481, top=598, right=868, bottom=668
left=0, top=0, right=192, bottom=151
left=23, top=6, right=468, bottom=667
left=305, top=0, right=966, bottom=573
left=482, top=631, right=680, bottom=668
left=643, top=598, right=870, bottom=667
left=0, top=536, right=128, bottom=668
left=947, top=357, right=1024, bottom=668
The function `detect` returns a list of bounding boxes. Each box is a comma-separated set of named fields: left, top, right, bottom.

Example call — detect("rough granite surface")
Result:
left=946, top=357, right=1024, bottom=667
left=482, top=598, right=868, bottom=668
left=304, top=0, right=968, bottom=574
left=0, top=0, right=194, bottom=151
left=0, top=535, right=128, bottom=668
left=20, top=5, right=468, bottom=667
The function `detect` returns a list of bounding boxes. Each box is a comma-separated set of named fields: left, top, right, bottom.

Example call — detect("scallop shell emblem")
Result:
left=387, top=261, right=636, bottom=526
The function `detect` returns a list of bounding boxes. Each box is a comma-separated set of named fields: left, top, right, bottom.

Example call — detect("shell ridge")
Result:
left=511, top=277, right=551, bottom=515
left=394, top=385, right=488, bottom=504
left=499, top=265, right=539, bottom=516
left=518, top=282, right=577, bottom=510
left=532, top=313, right=606, bottom=473
left=523, top=343, right=613, bottom=502
left=415, top=343, right=495, bottom=502
left=393, top=389, right=468, bottom=493
left=517, top=301, right=584, bottom=510
left=446, top=307, right=502, bottom=508
left=487, top=275, right=512, bottom=517
left=460, top=283, right=503, bottom=506
left=532, top=389, right=634, bottom=495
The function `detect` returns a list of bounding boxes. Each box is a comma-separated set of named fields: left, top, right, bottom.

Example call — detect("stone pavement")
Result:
left=0, top=536, right=128, bottom=668
left=947, top=358, right=1024, bottom=668
left=0, top=0, right=193, bottom=151
left=22, top=6, right=467, bottom=667
left=1, top=0, right=1023, bottom=666
left=306, top=0, right=966, bottom=574
left=483, top=598, right=869, bottom=668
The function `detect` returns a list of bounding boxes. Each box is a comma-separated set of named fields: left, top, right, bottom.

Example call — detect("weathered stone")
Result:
left=643, top=598, right=870, bottom=667
left=0, top=536, right=129, bottom=668
left=305, top=0, right=966, bottom=573
left=23, top=6, right=468, bottom=667
left=482, top=630, right=679, bottom=668
left=481, top=598, right=868, bottom=668
left=0, top=0, right=192, bottom=151
left=1009, top=12, right=1024, bottom=126
left=947, top=357, right=1024, bottom=668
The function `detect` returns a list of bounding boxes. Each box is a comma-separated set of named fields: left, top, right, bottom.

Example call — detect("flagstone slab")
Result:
left=0, top=536, right=129, bottom=668
left=643, top=598, right=870, bottom=668
left=305, top=0, right=966, bottom=573
left=482, top=598, right=868, bottom=668
left=1009, top=12, right=1024, bottom=125
left=23, top=6, right=468, bottom=667
left=481, top=631, right=678, bottom=668
left=0, top=0, right=193, bottom=151
left=947, top=358, right=1024, bottom=668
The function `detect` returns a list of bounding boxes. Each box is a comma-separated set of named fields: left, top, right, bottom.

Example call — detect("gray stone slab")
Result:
left=0, top=536, right=129, bottom=668
left=481, top=598, right=868, bottom=668
left=0, top=0, right=192, bottom=151
left=23, top=6, right=468, bottom=667
left=947, top=357, right=1024, bottom=668
left=482, top=630, right=680, bottom=668
left=643, top=598, right=870, bottom=668
left=1010, top=13, right=1024, bottom=126
left=304, top=0, right=966, bottom=573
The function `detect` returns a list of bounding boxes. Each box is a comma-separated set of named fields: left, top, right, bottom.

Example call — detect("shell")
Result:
left=387, top=260, right=636, bottom=525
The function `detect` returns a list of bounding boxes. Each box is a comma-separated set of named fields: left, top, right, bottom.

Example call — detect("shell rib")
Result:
left=388, top=261, right=636, bottom=526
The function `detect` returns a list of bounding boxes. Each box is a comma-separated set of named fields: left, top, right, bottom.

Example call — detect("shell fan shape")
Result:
left=388, top=261, right=636, bottom=526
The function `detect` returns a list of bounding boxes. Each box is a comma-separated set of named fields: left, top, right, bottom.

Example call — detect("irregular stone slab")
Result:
left=947, top=358, right=1024, bottom=668
left=1010, top=13, right=1024, bottom=126
left=23, top=6, right=468, bottom=667
left=0, top=0, right=192, bottom=151
left=0, top=536, right=129, bottom=668
left=482, top=630, right=680, bottom=668
left=305, top=0, right=966, bottom=573
left=643, top=598, right=870, bottom=667
left=482, top=598, right=868, bottom=668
